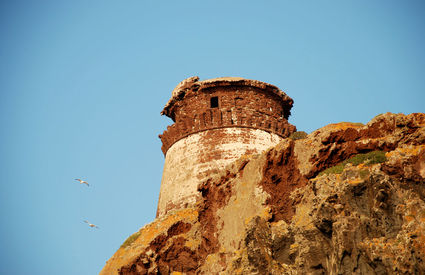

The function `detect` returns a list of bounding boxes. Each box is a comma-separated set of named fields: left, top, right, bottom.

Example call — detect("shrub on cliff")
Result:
left=319, top=151, right=387, bottom=176
left=120, top=231, right=141, bottom=248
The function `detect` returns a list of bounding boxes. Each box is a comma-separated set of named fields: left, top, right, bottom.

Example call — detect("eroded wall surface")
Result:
left=157, top=127, right=283, bottom=217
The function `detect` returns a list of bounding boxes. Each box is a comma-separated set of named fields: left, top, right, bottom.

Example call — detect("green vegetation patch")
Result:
left=289, top=131, right=308, bottom=140
left=120, top=231, right=141, bottom=249
left=359, top=169, right=370, bottom=179
left=319, top=151, right=387, bottom=176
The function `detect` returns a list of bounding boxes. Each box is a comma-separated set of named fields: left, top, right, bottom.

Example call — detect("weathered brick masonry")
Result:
left=157, top=77, right=296, bottom=217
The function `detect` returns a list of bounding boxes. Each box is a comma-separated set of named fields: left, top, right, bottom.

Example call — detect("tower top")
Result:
left=158, top=76, right=296, bottom=156
left=161, top=76, right=294, bottom=121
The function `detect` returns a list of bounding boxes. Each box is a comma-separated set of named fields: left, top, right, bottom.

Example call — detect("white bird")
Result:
left=75, top=178, right=89, bottom=186
left=84, top=220, right=99, bottom=229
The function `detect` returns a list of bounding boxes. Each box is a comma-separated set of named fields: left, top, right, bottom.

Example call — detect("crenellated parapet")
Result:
left=159, top=107, right=296, bottom=155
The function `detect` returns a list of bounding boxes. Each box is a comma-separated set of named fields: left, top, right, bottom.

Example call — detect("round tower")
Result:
left=157, top=76, right=296, bottom=217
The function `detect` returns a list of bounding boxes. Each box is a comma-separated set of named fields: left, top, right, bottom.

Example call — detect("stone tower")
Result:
left=157, top=76, right=296, bottom=217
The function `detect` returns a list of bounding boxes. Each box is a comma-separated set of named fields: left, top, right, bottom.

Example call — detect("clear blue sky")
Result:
left=1, top=1, right=424, bottom=274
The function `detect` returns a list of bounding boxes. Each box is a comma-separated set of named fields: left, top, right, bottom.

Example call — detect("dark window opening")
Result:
left=210, top=96, right=219, bottom=108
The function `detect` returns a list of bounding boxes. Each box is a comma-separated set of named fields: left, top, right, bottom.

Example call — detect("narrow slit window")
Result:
left=210, top=96, right=219, bottom=108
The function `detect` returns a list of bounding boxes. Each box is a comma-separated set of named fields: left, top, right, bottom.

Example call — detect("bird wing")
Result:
left=84, top=220, right=89, bottom=223
left=75, top=179, right=82, bottom=182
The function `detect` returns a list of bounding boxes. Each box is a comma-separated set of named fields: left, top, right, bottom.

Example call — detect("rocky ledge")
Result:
left=101, top=112, right=425, bottom=275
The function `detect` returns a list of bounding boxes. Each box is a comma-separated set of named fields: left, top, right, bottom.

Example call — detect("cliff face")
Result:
left=101, top=112, right=425, bottom=275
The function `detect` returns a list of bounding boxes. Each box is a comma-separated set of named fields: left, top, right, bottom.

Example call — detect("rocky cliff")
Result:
left=101, top=112, right=425, bottom=275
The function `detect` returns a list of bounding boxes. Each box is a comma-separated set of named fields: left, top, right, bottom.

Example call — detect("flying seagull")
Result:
left=75, top=178, right=89, bottom=186
left=84, top=220, right=99, bottom=229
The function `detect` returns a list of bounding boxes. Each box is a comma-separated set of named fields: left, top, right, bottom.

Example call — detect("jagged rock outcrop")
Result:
left=101, top=112, right=425, bottom=274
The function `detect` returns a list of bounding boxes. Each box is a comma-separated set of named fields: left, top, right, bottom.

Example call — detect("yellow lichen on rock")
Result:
left=324, top=121, right=364, bottom=131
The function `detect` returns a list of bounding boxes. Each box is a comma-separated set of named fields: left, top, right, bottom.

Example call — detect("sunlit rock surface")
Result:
left=101, top=112, right=425, bottom=275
